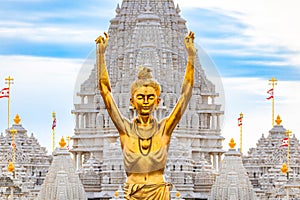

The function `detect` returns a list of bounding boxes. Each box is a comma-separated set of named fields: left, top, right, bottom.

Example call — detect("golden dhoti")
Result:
left=124, top=183, right=172, bottom=200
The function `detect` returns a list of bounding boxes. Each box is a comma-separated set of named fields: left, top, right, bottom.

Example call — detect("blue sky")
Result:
left=0, top=0, right=300, bottom=154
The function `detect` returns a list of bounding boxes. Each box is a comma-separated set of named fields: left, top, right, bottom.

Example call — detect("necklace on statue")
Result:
left=138, top=138, right=152, bottom=156
left=134, top=118, right=157, bottom=156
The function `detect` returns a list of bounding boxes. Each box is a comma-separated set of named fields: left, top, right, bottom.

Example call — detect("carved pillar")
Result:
left=211, top=114, right=215, bottom=130
left=80, top=114, right=84, bottom=128
left=91, top=113, right=96, bottom=128
left=200, top=114, right=204, bottom=128
left=77, top=152, right=82, bottom=169
left=218, top=153, right=222, bottom=171
left=203, top=114, right=207, bottom=129
left=213, top=154, right=217, bottom=170
left=216, top=114, right=220, bottom=130
left=74, top=152, right=78, bottom=170
left=75, top=114, right=79, bottom=129
left=84, top=113, right=88, bottom=128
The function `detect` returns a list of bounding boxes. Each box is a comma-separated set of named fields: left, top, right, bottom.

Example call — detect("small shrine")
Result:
left=209, top=138, right=257, bottom=200
left=37, top=137, right=87, bottom=200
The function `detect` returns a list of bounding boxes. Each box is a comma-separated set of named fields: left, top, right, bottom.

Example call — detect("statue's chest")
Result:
left=126, top=132, right=163, bottom=155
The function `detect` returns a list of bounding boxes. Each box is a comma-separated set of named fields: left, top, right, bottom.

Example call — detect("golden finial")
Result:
left=281, top=163, right=288, bottom=174
left=114, top=191, right=119, bottom=198
left=137, top=65, right=143, bottom=71
left=275, top=115, right=282, bottom=125
left=240, top=112, right=243, bottom=118
left=10, top=129, right=17, bottom=134
left=229, top=138, right=236, bottom=149
left=269, top=77, right=278, bottom=84
left=14, top=114, right=21, bottom=124
left=59, top=137, right=66, bottom=148
left=7, top=162, right=15, bottom=172
left=176, top=191, right=181, bottom=198
left=285, top=129, right=292, bottom=136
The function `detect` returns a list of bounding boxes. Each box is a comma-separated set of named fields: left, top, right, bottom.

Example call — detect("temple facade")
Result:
left=71, top=0, right=224, bottom=199
left=242, top=116, right=300, bottom=199
left=0, top=115, right=52, bottom=199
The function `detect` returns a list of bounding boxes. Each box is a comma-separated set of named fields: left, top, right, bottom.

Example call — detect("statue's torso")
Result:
left=122, top=118, right=169, bottom=175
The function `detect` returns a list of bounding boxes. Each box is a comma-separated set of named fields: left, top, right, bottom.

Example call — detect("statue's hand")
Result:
left=95, top=32, right=109, bottom=55
left=184, top=31, right=196, bottom=57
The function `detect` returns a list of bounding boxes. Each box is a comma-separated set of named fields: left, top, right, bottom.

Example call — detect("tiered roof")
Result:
left=209, top=139, right=257, bottom=200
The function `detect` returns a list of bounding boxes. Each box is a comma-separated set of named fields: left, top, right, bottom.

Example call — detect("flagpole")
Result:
left=5, top=76, right=14, bottom=129
left=52, top=112, right=56, bottom=152
left=66, top=135, right=71, bottom=151
left=286, top=129, right=292, bottom=179
left=268, top=77, right=277, bottom=127
left=239, top=113, right=243, bottom=153
left=10, top=129, right=17, bottom=178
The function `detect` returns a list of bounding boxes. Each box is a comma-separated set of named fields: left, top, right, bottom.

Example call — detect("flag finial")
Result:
left=269, top=77, right=278, bottom=83
left=275, top=115, right=282, bottom=125
left=7, top=162, right=15, bottom=172
left=14, top=114, right=21, bottom=124
left=281, top=163, right=288, bottom=174
left=59, top=137, right=66, bottom=148
left=229, top=138, right=236, bottom=149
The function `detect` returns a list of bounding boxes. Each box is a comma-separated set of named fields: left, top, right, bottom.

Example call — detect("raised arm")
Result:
left=96, top=33, right=126, bottom=134
left=164, top=31, right=196, bottom=136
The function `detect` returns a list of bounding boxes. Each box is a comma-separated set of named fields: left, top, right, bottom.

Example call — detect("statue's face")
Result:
left=131, top=86, right=160, bottom=116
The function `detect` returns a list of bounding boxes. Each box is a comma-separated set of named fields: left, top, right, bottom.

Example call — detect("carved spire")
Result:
left=115, top=3, right=120, bottom=14
left=144, top=0, right=152, bottom=12
left=176, top=3, right=181, bottom=14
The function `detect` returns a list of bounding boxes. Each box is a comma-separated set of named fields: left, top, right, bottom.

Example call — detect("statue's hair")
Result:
left=130, top=67, right=161, bottom=97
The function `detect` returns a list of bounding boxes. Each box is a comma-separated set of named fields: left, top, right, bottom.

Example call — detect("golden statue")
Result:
left=96, top=31, right=196, bottom=200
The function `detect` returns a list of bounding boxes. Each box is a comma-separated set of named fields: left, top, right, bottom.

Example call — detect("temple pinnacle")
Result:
left=229, top=138, right=236, bottom=149
left=59, top=137, right=66, bottom=148
left=275, top=115, right=282, bottom=125
left=14, top=114, right=21, bottom=124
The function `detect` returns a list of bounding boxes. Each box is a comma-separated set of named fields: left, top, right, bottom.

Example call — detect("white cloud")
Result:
left=175, top=0, right=300, bottom=68
left=0, top=1, right=117, bottom=45
left=0, top=21, right=101, bottom=44
left=239, top=60, right=289, bottom=67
